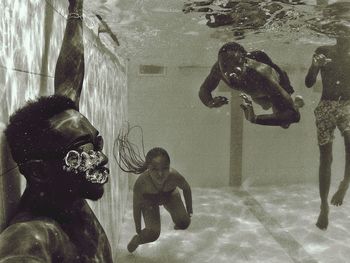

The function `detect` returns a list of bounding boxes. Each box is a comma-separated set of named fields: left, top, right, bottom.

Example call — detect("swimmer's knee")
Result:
left=175, top=218, right=191, bottom=230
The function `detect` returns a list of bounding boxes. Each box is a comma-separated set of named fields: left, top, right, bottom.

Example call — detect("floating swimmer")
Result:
left=199, top=42, right=304, bottom=128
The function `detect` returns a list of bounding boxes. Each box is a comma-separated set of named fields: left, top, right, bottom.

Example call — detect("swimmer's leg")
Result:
left=331, top=130, right=350, bottom=206
left=127, top=205, right=161, bottom=253
left=164, top=190, right=191, bottom=230
left=256, top=79, right=300, bottom=126
left=316, top=142, right=332, bottom=230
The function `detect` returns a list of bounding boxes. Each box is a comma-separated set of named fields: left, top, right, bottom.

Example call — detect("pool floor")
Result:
left=116, top=185, right=350, bottom=263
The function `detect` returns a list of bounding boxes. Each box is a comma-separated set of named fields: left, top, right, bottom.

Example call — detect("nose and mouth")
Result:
left=86, top=166, right=109, bottom=184
left=85, top=154, right=109, bottom=185
left=224, top=66, right=244, bottom=84
left=63, top=150, right=110, bottom=184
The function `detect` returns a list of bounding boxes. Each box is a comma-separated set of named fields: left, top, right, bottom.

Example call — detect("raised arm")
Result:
left=132, top=180, right=143, bottom=234
left=199, top=62, right=228, bottom=108
left=173, top=170, right=192, bottom=215
left=54, top=0, right=84, bottom=110
left=305, top=48, right=329, bottom=88
left=305, top=56, right=320, bottom=88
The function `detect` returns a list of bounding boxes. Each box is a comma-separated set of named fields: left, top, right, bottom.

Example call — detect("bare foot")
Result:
left=127, top=235, right=140, bottom=253
left=316, top=204, right=329, bottom=230
left=331, top=180, right=349, bottom=206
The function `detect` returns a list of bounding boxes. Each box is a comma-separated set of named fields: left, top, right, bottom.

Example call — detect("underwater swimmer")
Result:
left=0, top=0, right=113, bottom=262
left=115, top=126, right=192, bottom=253
left=305, top=37, right=350, bottom=230
left=199, top=42, right=303, bottom=127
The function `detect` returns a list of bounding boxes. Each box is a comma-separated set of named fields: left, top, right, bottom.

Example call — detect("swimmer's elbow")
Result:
left=305, top=72, right=317, bottom=88
left=305, top=79, right=314, bottom=88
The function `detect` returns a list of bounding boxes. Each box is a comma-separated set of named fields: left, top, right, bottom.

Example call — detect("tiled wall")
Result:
left=0, top=0, right=128, bottom=257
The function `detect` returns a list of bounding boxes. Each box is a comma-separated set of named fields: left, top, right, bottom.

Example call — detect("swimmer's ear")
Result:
left=19, top=160, right=50, bottom=184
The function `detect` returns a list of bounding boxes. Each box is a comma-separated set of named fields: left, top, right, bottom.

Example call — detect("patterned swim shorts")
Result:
left=314, top=100, right=350, bottom=145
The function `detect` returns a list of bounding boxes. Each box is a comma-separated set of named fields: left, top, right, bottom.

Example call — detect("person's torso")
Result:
left=318, top=46, right=350, bottom=100
left=7, top=200, right=113, bottom=263
left=220, top=61, right=282, bottom=99
left=139, top=172, right=178, bottom=206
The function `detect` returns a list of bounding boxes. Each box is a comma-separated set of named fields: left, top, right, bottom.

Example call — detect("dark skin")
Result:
left=0, top=0, right=113, bottom=262
left=128, top=156, right=192, bottom=252
left=305, top=37, right=350, bottom=230
left=133, top=157, right=192, bottom=233
left=199, top=50, right=300, bottom=126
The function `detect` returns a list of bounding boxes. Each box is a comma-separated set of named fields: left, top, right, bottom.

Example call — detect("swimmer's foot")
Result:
left=127, top=235, right=140, bottom=253
left=331, top=180, right=349, bottom=206
left=316, top=204, right=329, bottom=230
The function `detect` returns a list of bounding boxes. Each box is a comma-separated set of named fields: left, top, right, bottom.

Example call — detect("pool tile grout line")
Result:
left=233, top=189, right=318, bottom=263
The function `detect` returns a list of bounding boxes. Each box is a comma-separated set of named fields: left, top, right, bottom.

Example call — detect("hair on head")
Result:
left=114, top=124, right=170, bottom=174
left=5, top=95, right=78, bottom=164
left=145, top=147, right=170, bottom=165
left=218, top=42, right=247, bottom=56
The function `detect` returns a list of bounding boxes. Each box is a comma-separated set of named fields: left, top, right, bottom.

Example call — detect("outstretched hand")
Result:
left=239, top=93, right=256, bottom=123
left=312, top=53, right=332, bottom=67
left=207, top=96, right=229, bottom=108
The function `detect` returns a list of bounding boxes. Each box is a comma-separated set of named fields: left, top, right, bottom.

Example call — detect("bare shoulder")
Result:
left=134, top=173, right=148, bottom=190
left=169, top=168, right=185, bottom=181
left=250, top=59, right=278, bottom=81
left=211, top=61, right=220, bottom=73
left=169, top=167, right=181, bottom=176
left=0, top=219, right=66, bottom=250
left=4, top=218, right=62, bottom=235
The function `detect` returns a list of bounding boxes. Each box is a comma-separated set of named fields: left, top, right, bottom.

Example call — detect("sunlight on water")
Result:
left=90, top=0, right=350, bottom=58
left=0, top=0, right=44, bottom=120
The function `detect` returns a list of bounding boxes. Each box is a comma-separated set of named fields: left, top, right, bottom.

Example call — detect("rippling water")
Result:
left=88, top=0, right=350, bottom=59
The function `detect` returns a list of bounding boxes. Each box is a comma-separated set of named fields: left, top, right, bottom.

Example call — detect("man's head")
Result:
left=5, top=95, right=109, bottom=201
left=218, top=42, right=248, bottom=84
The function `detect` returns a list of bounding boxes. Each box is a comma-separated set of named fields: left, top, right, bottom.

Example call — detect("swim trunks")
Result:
left=314, top=100, right=350, bottom=145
